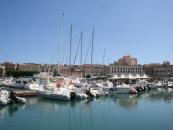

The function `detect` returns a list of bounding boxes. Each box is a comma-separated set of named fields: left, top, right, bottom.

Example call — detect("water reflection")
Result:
left=1, top=89, right=173, bottom=120
left=25, top=97, right=92, bottom=113
left=143, top=89, right=173, bottom=102
left=112, top=94, right=138, bottom=108
left=0, top=104, right=25, bottom=118
left=111, top=88, right=173, bottom=108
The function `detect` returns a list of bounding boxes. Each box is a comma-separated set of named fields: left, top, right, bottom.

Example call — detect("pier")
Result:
left=0, top=86, right=37, bottom=97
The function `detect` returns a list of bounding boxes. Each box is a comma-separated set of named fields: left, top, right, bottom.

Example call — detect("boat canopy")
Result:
left=119, top=74, right=127, bottom=79
left=140, top=74, right=149, bottom=79
left=134, top=74, right=141, bottom=79
left=109, top=74, right=120, bottom=79
left=109, top=73, right=149, bottom=80
left=127, top=73, right=136, bottom=79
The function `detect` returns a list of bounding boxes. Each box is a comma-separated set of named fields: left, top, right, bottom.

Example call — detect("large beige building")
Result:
left=110, top=55, right=143, bottom=75
left=117, top=55, right=137, bottom=66
left=109, top=64, right=143, bottom=75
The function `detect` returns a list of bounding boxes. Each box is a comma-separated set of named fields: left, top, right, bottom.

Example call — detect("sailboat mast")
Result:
left=69, top=25, right=73, bottom=66
left=103, top=48, right=105, bottom=65
left=58, top=13, right=64, bottom=74
left=91, top=28, right=94, bottom=65
left=69, top=25, right=73, bottom=76
left=80, top=32, right=83, bottom=77
left=80, top=32, right=83, bottom=65
left=91, top=28, right=94, bottom=77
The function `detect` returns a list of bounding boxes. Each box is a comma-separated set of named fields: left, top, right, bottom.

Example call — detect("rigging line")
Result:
left=84, top=37, right=92, bottom=64
left=61, top=30, right=71, bottom=65
left=80, top=32, right=83, bottom=65
left=49, top=38, right=59, bottom=65
left=73, top=35, right=81, bottom=65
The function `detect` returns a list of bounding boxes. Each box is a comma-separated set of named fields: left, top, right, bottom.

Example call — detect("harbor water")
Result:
left=1, top=90, right=173, bottom=130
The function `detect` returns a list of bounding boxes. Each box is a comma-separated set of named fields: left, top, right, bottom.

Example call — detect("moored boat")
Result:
left=109, top=84, right=131, bottom=94
left=37, top=87, right=72, bottom=101
left=0, top=89, right=26, bottom=106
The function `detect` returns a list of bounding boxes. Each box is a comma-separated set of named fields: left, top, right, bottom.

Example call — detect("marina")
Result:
left=0, top=74, right=173, bottom=130
left=1, top=90, right=173, bottom=130
left=1, top=0, right=173, bottom=129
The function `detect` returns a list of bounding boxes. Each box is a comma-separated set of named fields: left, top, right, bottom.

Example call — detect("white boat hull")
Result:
left=76, top=94, right=88, bottom=100
left=0, top=90, right=26, bottom=105
left=37, top=91, right=71, bottom=101
left=0, top=98, right=10, bottom=106
left=109, top=87, right=130, bottom=94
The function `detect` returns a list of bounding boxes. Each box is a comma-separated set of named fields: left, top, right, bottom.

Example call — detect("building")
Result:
left=3, top=62, right=17, bottom=71
left=0, top=54, right=143, bottom=77
left=82, top=64, right=107, bottom=77
left=143, top=63, right=160, bottom=76
left=0, top=65, right=5, bottom=77
left=109, top=64, right=143, bottom=75
left=17, top=63, right=42, bottom=72
left=109, top=55, right=143, bottom=75
left=117, top=55, right=137, bottom=66
left=70, top=65, right=82, bottom=77
left=53, top=64, right=109, bottom=77
left=143, top=61, right=173, bottom=77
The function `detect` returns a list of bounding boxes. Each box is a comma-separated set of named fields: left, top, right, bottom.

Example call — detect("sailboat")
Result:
left=37, top=16, right=75, bottom=101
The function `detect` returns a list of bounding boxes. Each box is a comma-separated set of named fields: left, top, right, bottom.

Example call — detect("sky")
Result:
left=0, top=0, right=173, bottom=65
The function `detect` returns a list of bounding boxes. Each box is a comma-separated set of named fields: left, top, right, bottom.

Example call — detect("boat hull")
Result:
left=37, top=91, right=71, bottom=101
left=109, top=87, right=130, bottom=94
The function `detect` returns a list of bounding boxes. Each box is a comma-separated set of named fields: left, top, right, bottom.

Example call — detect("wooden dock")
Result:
left=14, top=90, right=37, bottom=97
left=0, top=86, right=37, bottom=97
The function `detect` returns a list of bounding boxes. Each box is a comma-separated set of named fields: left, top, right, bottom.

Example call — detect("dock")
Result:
left=0, top=86, right=37, bottom=97
left=14, top=90, right=37, bottom=97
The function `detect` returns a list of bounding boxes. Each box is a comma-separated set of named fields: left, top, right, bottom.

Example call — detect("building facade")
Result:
left=143, top=61, right=173, bottom=77
left=82, top=64, right=107, bottom=77
left=117, top=55, right=137, bottom=66
left=109, top=55, right=143, bottom=75
left=3, top=62, right=17, bottom=71
left=0, top=65, right=5, bottom=77
left=17, top=63, right=42, bottom=72
left=109, top=64, right=143, bottom=75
